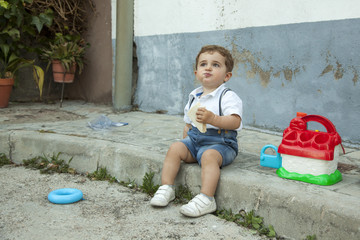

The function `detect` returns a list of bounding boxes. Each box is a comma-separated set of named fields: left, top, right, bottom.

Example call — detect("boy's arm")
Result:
left=196, top=108, right=241, bottom=130
left=183, top=123, right=192, bottom=138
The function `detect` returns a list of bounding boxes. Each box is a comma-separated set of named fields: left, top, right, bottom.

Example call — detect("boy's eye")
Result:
left=200, top=63, right=207, bottom=67
left=213, top=63, right=220, bottom=67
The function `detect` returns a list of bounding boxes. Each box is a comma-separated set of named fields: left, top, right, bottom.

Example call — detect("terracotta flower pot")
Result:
left=0, top=78, right=15, bottom=108
left=52, top=60, right=76, bottom=83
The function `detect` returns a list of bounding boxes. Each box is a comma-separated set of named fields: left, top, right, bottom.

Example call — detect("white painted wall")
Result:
left=111, top=0, right=117, bottom=39
left=134, top=0, right=360, bottom=37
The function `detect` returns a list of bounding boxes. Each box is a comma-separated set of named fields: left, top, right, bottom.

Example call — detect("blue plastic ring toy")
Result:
left=48, top=188, right=83, bottom=204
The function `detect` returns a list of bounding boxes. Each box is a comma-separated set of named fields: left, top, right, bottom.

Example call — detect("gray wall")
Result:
left=134, top=19, right=360, bottom=144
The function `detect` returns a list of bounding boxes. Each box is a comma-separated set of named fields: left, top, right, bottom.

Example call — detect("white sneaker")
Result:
left=150, top=185, right=175, bottom=207
left=180, top=194, right=216, bottom=217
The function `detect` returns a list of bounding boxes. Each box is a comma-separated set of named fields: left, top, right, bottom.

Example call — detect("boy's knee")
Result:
left=168, top=142, right=185, bottom=152
left=167, top=142, right=188, bottom=158
left=201, top=149, right=222, bottom=165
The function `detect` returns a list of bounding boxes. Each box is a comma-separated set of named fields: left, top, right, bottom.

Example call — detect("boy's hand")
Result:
left=196, top=107, right=241, bottom=130
left=196, top=107, right=215, bottom=124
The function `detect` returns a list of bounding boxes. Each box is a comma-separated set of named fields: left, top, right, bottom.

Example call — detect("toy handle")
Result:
left=301, top=115, right=336, bottom=134
left=260, top=144, right=279, bottom=155
left=301, top=115, right=344, bottom=153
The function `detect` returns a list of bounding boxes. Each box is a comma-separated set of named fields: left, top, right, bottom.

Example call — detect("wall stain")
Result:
left=320, top=65, right=333, bottom=76
left=334, top=61, right=344, bottom=80
left=231, top=43, right=301, bottom=87
left=273, top=71, right=281, bottom=78
left=320, top=61, right=359, bottom=84
left=351, top=67, right=358, bottom=85
left=283, top=67, right=299, bottom=82
left=320, top=51, right=358, bottom=84
left=283, top=68, right=293, bottom=81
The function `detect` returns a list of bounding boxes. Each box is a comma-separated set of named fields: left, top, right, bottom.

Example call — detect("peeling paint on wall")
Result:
left=351, top=67, right=359, bottom=85
left=320, top=51, right=359, bottom=84
left=230, top=44, right=301, bottom=87
left=321, top=65, right=333, bottom=76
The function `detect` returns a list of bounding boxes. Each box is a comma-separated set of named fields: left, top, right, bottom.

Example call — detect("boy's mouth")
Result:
left=204, top=73, right=212, bottom=77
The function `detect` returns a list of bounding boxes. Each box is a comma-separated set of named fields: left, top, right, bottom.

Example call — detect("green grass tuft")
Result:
left=0, top=153, right=12, bottom=167
left=22, top=152, right=75, bottom=174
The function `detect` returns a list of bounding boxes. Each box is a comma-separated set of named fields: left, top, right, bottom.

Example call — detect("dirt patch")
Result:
left=338, top=163, right=360, bottom=174
left=0, top=109, right=85, bottom=124
left=0, top=165, right=261, bottom=240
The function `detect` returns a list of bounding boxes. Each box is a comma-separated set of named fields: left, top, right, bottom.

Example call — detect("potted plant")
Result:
left=41, top=33, right=89, bottom=83
left=0, top=44, right=44, bottom=108
left=0, top=0, right=52, bottom=107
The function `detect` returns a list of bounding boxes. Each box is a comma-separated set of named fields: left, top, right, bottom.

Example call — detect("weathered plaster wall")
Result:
left=67, top=0, right=113, bottom=103
left=134, top=0, right=360, bottom=37
left=133, top=0, right=360, bottom=144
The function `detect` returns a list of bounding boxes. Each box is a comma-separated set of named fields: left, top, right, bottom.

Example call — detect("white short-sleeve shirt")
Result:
left=183, top=84, right=243, bottom=130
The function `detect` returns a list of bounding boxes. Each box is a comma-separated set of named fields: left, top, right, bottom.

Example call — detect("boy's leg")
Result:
left=180, top=149, right=222, bottom=217
left=199, top=149, right=222, bottom=197
left=161, top=141, right=195, bottom=185
left=151, top=142, right=194, bottom=207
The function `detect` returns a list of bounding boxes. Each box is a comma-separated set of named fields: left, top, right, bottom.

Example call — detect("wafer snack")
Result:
left=187, top=102, right=207, bottom=133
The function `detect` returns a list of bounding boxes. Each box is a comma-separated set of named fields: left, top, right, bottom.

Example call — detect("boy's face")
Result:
left=195, top=51, right=232, bottom=91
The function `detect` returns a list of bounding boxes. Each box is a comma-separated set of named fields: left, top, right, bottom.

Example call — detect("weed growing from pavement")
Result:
left=87, top=167, right=117, bottom=183
left=22, top=152, right=76, bottom=174
left=119, top=178, right=138, bottom=189
left=174, top=184, right=193, bottom=204
left=215, top=209, right=317, bottom=240
left=140, top=171, right=160, bottom=196
left=216, top=208, right=277, bottom=238
left=139, top=171, right=194, bottom=204
left=0, top=153, right=12, bottom=167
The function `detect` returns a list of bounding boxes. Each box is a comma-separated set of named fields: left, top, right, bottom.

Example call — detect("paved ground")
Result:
left=0, top=101, right=359, bottom=240
left=0, top=165, right=263, bottom=240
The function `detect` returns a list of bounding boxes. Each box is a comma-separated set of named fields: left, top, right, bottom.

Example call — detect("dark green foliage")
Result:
left=22, top=152, right=75, bottom=174
left=0, top=153, right=12, bottom=167
left=140, top=171, right=159, bottom=196
left=216, top=209, right=277, bottom=238
left=87, top=167, right=117, bottom=183
left=174, top=184, right=193, bottom=204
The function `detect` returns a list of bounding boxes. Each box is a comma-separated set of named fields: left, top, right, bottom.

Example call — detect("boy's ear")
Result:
left=224, top=72, right=232, bottom=82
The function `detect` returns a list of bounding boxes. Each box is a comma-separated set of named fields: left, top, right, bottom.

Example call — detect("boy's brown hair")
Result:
left=195, top=45, right=234, bottom=73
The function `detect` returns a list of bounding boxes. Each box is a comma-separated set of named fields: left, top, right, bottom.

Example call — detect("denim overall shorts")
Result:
left=181, top=88, right=238, bottom=167
left=181, top=127, right=238, bottom=167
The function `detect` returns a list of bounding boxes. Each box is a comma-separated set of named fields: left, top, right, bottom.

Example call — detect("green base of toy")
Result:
left=276, top=167, right=342, bottom=185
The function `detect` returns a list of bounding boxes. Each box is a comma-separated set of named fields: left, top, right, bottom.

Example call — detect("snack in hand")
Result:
left=187, top=102, right=207, bottom=133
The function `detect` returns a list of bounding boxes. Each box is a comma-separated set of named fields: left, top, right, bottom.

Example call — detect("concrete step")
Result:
left=1, top=101, right=359, bottom=239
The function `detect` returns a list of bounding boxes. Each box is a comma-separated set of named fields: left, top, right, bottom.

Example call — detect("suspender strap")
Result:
left=189, top=96, right=195, bottom=108
left=219, top=88, right=231, bottom=116
left=188, top=88, right=231, bottom=116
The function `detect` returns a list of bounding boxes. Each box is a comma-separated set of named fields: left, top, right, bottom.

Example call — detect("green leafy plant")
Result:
left=0, top=153, right=12, bottom=167
left=216, top=208, right=277, bottom=238
left=25, top=0, right=95, bottom=37
left=216, top=208, right=242, bottom=223
left=305, top=235, right=317, bottom=240
left=0, top=0, right=50, bottom=98
left=174, top=184, right=193, bottom=204
left=87, top=167, right=117, bottom=183
left=41, top=33, right=89, bottom=74
left=22, top=152, right=75, bottom=174
left=119, top=179, right=139, bottom=189
left=140, top=171, right=160, bottom=196
left=0, top=44, right=44, bottom=96
left=0, top=0, right=53, bottom=54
